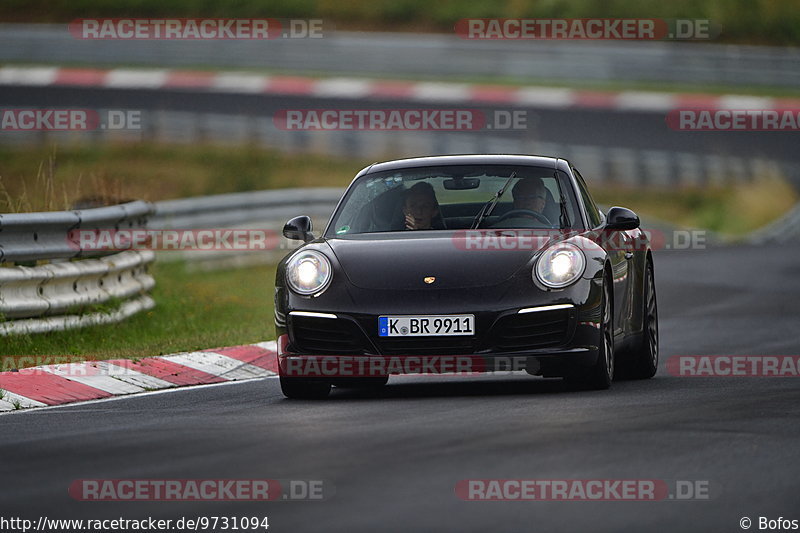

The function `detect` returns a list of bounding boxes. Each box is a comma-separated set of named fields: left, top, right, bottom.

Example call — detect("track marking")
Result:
left=162, top=351, right=272, bottom=380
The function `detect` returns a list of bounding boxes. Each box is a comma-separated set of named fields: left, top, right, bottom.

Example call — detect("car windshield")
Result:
left=326, top=165, right=582, bottom=236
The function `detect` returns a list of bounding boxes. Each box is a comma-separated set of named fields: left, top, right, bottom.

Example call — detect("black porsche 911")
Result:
left=274, top=155, right=658, bottom=398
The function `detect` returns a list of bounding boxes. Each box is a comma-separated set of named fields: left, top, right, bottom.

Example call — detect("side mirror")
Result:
left=605, top=206, right=640, bottom=231
left=283, top=215, right=315, bottom=242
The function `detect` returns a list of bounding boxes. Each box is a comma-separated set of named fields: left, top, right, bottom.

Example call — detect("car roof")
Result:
left=356, top=154, right=570, bottom=177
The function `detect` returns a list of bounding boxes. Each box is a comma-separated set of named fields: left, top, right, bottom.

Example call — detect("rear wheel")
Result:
left=280, top=377, right=331, bottom=399
left=625, top=261, right=659, bottom=379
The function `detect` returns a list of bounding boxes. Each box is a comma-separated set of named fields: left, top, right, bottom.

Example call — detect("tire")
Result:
left=279, top=377, right=331, bottom=399
left=331, top=376, right=389, bottom=389
left=626, top=260, right=659, bottom=379
left=566, top=275, right=614, bottom=390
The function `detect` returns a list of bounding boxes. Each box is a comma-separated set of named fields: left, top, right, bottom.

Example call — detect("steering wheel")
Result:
left=495, top=209, right=553, bottom=226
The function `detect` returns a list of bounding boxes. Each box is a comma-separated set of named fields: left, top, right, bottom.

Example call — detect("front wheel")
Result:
left=566, top=276, right=614, bottom=390
left=280, top=377, right=331, bottom=399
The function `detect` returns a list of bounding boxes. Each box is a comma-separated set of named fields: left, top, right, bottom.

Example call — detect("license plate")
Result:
left=378, top=315, right=475, bottom=337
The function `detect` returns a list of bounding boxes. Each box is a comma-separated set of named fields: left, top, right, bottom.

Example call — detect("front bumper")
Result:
left=277, top=346, right=599, bottom=379
left=276, top=273, right=604, bottom=379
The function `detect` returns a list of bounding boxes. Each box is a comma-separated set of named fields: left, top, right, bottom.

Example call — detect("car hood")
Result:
left=325, top=231, right=553, bottom=290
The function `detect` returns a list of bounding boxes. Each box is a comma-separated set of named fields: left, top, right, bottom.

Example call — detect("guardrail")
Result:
left=747, top=203, right=800, bottom=244
left=0, top=200, right=152, bottom=263
left=0, top=201, right=155, bottom=335
left=150, top=188, right=342, bottom=270
left=151, top=188, right=343, bottom=229
left=1, top=24, right=799, bottom=89
left=0, top=191, right=342, bottom=333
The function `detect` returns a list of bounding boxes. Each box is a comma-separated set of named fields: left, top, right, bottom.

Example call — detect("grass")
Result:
left=1, top=260, right=278, bottom=362
left=0, top=143, right=369, bottom=213
left=590, top=175, right=798, bottom=236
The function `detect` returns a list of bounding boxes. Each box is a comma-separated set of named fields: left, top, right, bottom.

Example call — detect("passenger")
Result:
left=403, top=182, right=440, bottom=230
left=511, top=177, right=547, bottom=214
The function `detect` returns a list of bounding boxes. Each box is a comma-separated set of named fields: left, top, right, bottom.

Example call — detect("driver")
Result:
left=403, top=182, right=440, bottom=230
left=511, top=177, right=547, bottom=214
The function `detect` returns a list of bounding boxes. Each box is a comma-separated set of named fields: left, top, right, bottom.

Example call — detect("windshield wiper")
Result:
left=556, top=171, right=570, bottom=229
left=471, top=172, right=516, bottom=229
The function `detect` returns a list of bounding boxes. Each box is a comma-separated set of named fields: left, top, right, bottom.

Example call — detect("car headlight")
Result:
left=286, top=250, right=332, bottom=296
left=535, top=242, right=586, bottom=288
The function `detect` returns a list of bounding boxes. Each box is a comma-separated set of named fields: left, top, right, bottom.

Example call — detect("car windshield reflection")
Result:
left=327, top=165, right=581, bottom=236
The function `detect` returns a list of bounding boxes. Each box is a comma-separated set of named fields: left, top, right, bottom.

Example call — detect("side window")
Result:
left=573, top=168, right=602, bottom=229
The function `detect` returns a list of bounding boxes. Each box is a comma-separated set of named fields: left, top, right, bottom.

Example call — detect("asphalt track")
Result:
left=1, top=243, right=799, bottom=532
